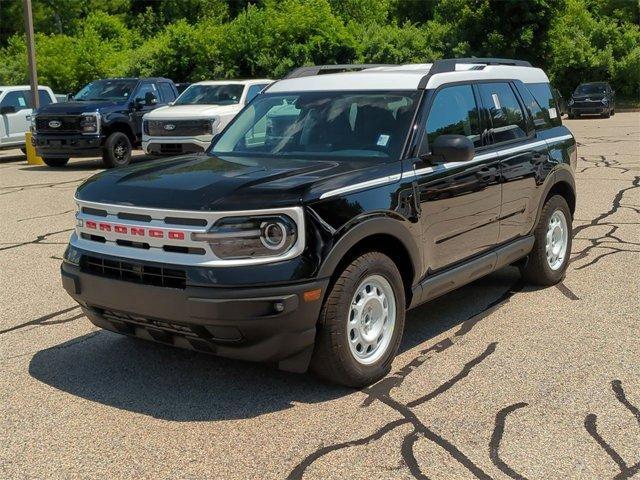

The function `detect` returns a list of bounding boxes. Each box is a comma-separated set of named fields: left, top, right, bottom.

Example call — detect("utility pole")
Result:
left=22, top=0, right=39, bottom=109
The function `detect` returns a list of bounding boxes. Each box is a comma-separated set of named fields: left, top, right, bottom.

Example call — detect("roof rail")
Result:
left=418, top=57, right=533, bottom=88
left=283, top=64, right=394, bottom=79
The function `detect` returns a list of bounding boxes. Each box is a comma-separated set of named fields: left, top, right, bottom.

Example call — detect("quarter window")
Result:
left=516, top=84, right=551, bottom=130
left=425, top=84, right=482, bottom=148
left=527, top=82, right=562, bottom=127
left=477, top=82, right=528, bottom=143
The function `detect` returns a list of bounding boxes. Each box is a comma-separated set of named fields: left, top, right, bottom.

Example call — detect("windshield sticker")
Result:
left=548, top=107, right=558, bottom=119
left=491, top=93, right=501, bottom=110
left=377, top=134, right=390, bottom=147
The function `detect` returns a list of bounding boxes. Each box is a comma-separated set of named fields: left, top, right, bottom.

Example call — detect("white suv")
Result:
left=142, top=79, right=272, bottom=156
left=0, top=86, right=57, bottom=151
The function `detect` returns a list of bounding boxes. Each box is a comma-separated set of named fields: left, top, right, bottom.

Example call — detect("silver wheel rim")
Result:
left=347, top=274, right=396, bottom=365
left=546, top=210, right=568, bottom=270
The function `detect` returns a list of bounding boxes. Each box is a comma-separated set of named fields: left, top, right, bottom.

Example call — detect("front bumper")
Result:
left=142, top=136, right=212, bottom=155
left=61, top=259, right=328, bottom=372
left=569, top=106, right=607, bottom=115
left=33, top=134, right=102, bottom=158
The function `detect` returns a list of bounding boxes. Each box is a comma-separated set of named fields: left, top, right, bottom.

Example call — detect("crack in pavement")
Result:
left=489, top=402, right=530, bottom=480
left=0, top=228, right=73, bottom=252
left=585, top=380, right=640, bottom=480
left=0, top=305, right=82, bottom=335
left=17, top=209, right=73, bottom=222
left=0, top=177, right=88, bottom=196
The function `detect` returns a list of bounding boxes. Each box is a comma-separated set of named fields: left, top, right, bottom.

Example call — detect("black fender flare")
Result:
left=317, top=215, right=422, bottom=286
left=533, top=166, right=576, bottom=228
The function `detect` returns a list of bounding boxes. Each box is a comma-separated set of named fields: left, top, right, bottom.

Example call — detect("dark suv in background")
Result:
left=568, top=81, right=615, bottom=118
left=32, top=77, right=178, bottom=168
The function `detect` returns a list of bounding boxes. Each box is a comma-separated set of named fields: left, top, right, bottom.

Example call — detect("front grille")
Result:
left=146, top=119, right=212, bottom=136
left=573, top=100, right=604, bottom=108
left=81, top=255, right=186, bottom=289
left=36, top=115, right=81, bottom=133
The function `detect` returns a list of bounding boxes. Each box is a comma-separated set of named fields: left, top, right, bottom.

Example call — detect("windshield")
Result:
left=212, top=91, right=420, bottom=160
left=575, top=84, right=607, bottom=95
left=74, top=80, right=138, bottom=102
left=174, top=84, right=245, bottom=106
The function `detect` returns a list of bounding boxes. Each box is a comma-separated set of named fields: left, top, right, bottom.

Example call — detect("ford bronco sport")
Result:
left=61, top=59, right=576, bottom=387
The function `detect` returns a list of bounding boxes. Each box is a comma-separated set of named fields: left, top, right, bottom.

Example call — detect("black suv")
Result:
left=33, top=78, right=178, bottom=168
left=60, top=59, right=577, bottom=386
left=568, top=81, right=615, bottom=118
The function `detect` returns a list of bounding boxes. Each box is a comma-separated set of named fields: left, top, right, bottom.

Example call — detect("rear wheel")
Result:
left=42, top=157, right=69, bottom=167
left=102, top=132, right=132, bottom=168
left=311, top=251, right=405, bottom=387
left=520, top=195, right=572, bottom=286
left=601, top=110, right=610, bottom=118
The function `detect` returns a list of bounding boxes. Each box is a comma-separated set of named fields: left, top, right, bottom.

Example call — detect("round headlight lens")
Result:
left=260, top=221, right=287, bottom=250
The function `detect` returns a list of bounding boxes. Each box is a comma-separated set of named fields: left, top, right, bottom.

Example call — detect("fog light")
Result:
left=273, top=301, right=285, bottom=313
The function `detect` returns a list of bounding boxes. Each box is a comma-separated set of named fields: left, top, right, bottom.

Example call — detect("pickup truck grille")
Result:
left=146, top=119, right=212, bottom=137
left=35, top=115, right=81, bottom=133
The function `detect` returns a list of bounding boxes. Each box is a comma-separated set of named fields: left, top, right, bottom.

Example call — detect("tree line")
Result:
left=0, top=0, right=638, bottom=99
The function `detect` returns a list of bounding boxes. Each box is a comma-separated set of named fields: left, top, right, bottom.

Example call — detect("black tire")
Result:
left=611, top=109, right=615, bottom=116
left=568, top=113, right=575, bottom=119
left=311, top=251, right=406, bottom=387
left=601, top=110, right=610, bottom=118
left=42, top=157, right=69, bottom=167
left=102, top=131, right=132, bottom=168
left=520, top=195, right=572, bottom=286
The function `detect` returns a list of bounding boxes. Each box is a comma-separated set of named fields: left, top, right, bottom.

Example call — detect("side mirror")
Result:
left=144, top=92, right=157, bottom=106
left=0, top=105, right=16, bottom=114
left=134, top=97, right=145, bottom=110
left=66, top=92, right=74, bottom=101
left=430, top=134, right=475, bottom=164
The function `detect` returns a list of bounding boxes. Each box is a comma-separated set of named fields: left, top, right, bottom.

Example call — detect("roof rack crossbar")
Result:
left=283, top=64, right=394, bottom=79
left=418, top=57, right=534, bottom=88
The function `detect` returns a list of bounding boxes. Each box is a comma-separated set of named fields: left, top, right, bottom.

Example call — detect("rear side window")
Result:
left=526, top=83, right=561, bottom=127
left=515, top=84, right=551, bottom=130
left=425, top=84, right=482, bottom=148
left=158, top=83, right=176, bottom=103
left=477, top=82, right=528, bottom=144
left=1, top=90, right=30, bottom=111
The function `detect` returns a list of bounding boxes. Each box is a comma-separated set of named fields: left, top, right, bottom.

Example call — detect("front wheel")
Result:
left=102, top=132, right=132, bottom=168
left=311, top=251, right=405, bottom=387
left=42, top=157, right=69, bottom=167
left=520, top=195, right=572, bottom=286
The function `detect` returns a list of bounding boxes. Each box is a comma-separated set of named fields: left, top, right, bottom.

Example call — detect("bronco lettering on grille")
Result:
left=85, top=221, right=186, bottom=240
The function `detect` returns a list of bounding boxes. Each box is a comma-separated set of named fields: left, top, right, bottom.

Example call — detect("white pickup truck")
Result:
left=0, top=85, right=57, bottom=152
left=142, top=79, right=272, bottom=156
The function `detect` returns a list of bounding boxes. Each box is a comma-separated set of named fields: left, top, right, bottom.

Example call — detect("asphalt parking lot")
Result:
left=1, top=112, right=638, bottom=479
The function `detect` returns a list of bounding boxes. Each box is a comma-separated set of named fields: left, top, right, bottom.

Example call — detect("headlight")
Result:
left=568, top=99, right=574, bottom=106
left=192, top=214, right=298, bottom=259
left=80, top=113, right=100, bottom=134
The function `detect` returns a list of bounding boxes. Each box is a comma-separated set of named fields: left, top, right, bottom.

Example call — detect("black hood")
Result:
left=75, top=154, right=370, bottom=211
left=36, top=100, right=122, bottom=115
left=571, top=93, right=605, bottom=101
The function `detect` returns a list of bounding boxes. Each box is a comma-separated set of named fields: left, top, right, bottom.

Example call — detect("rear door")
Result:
left=476, top=81, right=551, bottom=243
left=415, top=83, right=501, bottom=271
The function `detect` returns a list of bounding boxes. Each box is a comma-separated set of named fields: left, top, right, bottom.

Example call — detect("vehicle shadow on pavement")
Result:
left=28, top=268, right=523, bottom=422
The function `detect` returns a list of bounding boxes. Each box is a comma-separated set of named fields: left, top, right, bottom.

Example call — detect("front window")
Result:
left=174, top=84, right=245, bottom=106
left=74, top=80, right=138, bottom=102
left=575, top=84, right=607, bottom=95
left=212, top=91, right=420, bottom=160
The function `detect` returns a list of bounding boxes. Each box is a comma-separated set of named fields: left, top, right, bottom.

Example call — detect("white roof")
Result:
left=192, top=79, right=272, bottom=86
left=268, top=64, right=549, bottom=93
left=0, top=85, right=52, bottom=91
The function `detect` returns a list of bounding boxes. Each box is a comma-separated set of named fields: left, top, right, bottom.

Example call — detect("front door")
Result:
left=131, top=82, right=161, bottom=139
left=415, top=84, right=502, bottom=272
left=0, top=90, right=31, bottom=145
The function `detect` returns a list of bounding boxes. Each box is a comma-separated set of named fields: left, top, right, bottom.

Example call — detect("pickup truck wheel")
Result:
left=103, top=132, right=132, bottom=168
left=311, top=252, right=405, bottom=387
left=42, top=157, right=69, bottom=167
left=520, top=195, right=572, bottom=286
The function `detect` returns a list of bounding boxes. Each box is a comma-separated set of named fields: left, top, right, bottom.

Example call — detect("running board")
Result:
left=413, top=236, right=534, bottom=308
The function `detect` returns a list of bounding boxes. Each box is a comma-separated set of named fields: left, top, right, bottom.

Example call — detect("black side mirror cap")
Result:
left=430, top=134, right=475, bottom=164
left=0, top=105, right=16, bottom=114
left=144, top=92, right=157, bottom=106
